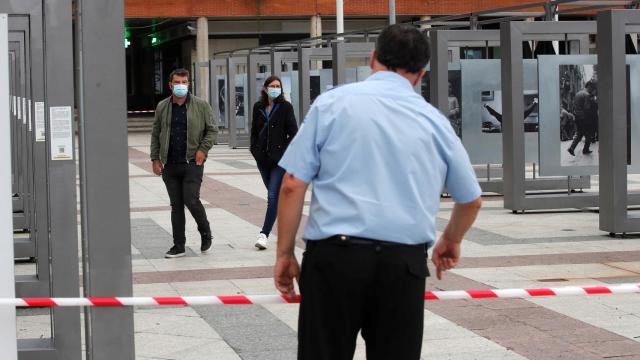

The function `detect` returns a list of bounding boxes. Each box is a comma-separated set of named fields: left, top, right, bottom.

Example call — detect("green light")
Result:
left=151, top=37, right=158, bottom=45
left=124, top=38, right=131, bottom=48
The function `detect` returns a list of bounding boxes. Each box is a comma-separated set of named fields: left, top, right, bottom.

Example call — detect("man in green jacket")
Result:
left=150, top=68, right=218, bottom=258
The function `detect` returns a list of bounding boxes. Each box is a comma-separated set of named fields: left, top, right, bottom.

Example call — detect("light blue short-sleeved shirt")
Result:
left=279, top=71, right=481, bottom=246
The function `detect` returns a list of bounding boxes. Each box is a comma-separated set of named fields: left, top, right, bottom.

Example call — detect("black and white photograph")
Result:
left=559, top=64, right=598, bottom=167
left=421, top=70, right=462, bottom=137
left=481, top=90, right=539, bottom=133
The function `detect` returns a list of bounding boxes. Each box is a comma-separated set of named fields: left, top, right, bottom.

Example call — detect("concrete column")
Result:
left=196, top=17, right=210, bottom=102
left=310, top=15, right=323, bottom=69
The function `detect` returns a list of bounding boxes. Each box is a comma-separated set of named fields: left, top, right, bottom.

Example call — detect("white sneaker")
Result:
left=254, top=233, right=268, bottom=250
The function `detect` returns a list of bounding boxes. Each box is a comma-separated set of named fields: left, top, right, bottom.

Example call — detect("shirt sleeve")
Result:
left=443, top=137, right=482, bottom=204
left=278, top=104, right=323, bottom=184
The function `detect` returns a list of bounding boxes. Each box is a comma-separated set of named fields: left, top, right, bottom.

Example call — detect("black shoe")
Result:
left=582, top=149, right=592, bottom=154
left=165, top=245, right=186, bottom=258
left=567, top=148, right=575, bottom=156
left=201, top=233, right=213, bottom=254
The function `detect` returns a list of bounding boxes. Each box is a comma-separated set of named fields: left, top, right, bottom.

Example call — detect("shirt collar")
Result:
left=171, top=93, right=190, bottom=105
left=366, top=70, right=415, bottom=89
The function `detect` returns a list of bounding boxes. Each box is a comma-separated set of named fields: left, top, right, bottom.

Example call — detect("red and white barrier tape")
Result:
left=2, top=283, right=638, bottom=307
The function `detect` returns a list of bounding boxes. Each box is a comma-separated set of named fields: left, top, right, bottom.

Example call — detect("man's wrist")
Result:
left=276, top=249, right=295, bottom=260
left=441, top=231, right=462, bottom=244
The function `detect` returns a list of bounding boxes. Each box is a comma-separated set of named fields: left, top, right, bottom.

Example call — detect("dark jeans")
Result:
left=298, top=239, right=429, bottom=360
left=569, top=123, right=594, bottom=153
left=256, top=162, right=285, bottom=236
left=162, top=162, right=210, bottom=248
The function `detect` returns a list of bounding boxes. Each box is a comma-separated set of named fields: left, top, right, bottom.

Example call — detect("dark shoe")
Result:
left=165, top=246, right=186, bottom=258
left=201, top=233, right=213, bottom=254
left=582, top=149, right=592, bottom=155
left=567, top=148, right=575, bottom=156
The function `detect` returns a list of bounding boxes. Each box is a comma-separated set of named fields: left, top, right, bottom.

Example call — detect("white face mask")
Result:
left=172, top=84, right=189, bottom=97
left=267, top=87, right=282, bottom=99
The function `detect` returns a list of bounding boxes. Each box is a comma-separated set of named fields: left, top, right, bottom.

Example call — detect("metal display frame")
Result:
left=598, top=10, right=640, bottom=235
left=0, top=13, right=19, bottom=360
left=9, top=18, right=36, bottom=259
left=75, top=0, right=135, bottom=358
left=271, top=49, right=300, bottom=121
left=499, top=21, right=625, bottom=211
left=331, top=41, right=375, bottom=86
left=209, top=57, right=228, bottom=134
left=247, top=52, right=271, bottom=137
left=2, top=0, right=83, bottom=358
left=298, top=47, right=333, bottom=120
left=537, top=54, right=640, bottom=176
left=430, top=29, right=591, bottom=194
left=226, top=54, right=250, bottom=148
left=193, top=61, right=209, bottom=99
left=9, top=36, right=28, bottom=231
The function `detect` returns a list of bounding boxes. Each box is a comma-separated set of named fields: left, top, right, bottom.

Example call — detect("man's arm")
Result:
left=431, top=197, right=482, bottom=280
left=195, top=103, right=219, bottom=165
left=484, top=104, right=502, bottom=123
left=150, top=104, right=163, bottom=175
left=199, top=102, right=218, bottom=153
left=274, top=173, right=308, bottom=299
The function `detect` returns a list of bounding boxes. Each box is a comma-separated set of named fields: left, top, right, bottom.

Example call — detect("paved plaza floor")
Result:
left=15, top=132, right=640, bottom=359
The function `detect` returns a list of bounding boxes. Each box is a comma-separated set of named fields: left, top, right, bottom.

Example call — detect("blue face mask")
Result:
left=267, top=87, right=281, bottom=99
left=172, top=84, right=189, bottom=98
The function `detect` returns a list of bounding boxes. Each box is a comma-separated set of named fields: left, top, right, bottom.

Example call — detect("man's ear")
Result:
left=369, top=49, right=377, bottom=70
left=412, top=68, right=427, bottom=87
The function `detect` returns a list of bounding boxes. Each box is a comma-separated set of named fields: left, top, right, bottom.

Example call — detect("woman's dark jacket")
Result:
left=250, top=100, right=298, bottom=167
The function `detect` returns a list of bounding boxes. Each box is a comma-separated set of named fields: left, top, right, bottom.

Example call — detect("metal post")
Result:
left=332, top=41, right=345, bottom=85
left=0, top=13, right=19, bottom=360
left=45, top=0, right=83, bottom=356
left=336, top=0, right=344, bottom=40
left=501, top=21, right=525, bottom=210
left=389, top=0, right=396, bottom=25
left=76, top=0, right=135, bottom=358
left=598, top=10, right=628, bottom=233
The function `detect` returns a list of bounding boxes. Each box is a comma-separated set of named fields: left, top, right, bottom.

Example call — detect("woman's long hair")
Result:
left=260, top=75, right=286, bottom=105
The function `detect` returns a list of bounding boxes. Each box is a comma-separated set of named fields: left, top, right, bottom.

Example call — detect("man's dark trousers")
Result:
left=162, top=161, right=210, bottom=248
left=298, top=238, right=428, bottom=360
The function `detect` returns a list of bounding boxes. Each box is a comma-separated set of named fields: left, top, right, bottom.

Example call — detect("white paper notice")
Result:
left=49, top=106, right=73, bottom=160
left=35, top=102, right=45, bottom=142
left=27, top=100, right=32, bottom=131
left=22, top=98, right=26, bottom=125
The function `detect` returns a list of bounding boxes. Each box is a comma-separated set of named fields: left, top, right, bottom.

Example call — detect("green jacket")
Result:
left=150, top=94, right=218, bottom=164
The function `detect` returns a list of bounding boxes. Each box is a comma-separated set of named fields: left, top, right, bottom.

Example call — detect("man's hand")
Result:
left=152, top=160, right=163, bottom=176
left=195, top=150, right=207, bottom=166
left=274, top=254, right=300, bottom=300
left=431, top=237, right=461, bottom=280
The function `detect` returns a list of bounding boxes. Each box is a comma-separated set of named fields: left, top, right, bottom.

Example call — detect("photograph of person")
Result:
left=480, top=90, right=539, bottom=133
left=559, top=65, right=598, bottom=167
left=420, top=70, right=462, bottom=138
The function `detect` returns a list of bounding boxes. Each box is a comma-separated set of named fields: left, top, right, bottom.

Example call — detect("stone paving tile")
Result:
left=131, top=218, right=198, bottom=259
left=426, top=273, right=640, bottom=359
left=194, top=305, right=297, bottom=359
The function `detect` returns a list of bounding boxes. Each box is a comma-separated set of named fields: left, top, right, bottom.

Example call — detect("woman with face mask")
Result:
left=250, top=76, right=299, bottom=250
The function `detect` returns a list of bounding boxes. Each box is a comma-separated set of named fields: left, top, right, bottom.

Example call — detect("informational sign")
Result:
left=27, top=99, right=32, bottom=131
left=35, top=101, right=45, bottom=141
left=49, top=106, right=73, bottom=160
left=22, top=97, right=26, bottom=125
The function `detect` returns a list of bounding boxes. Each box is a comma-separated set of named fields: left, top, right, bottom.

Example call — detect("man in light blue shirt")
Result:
left=274, top=24, right=482, bottom=360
